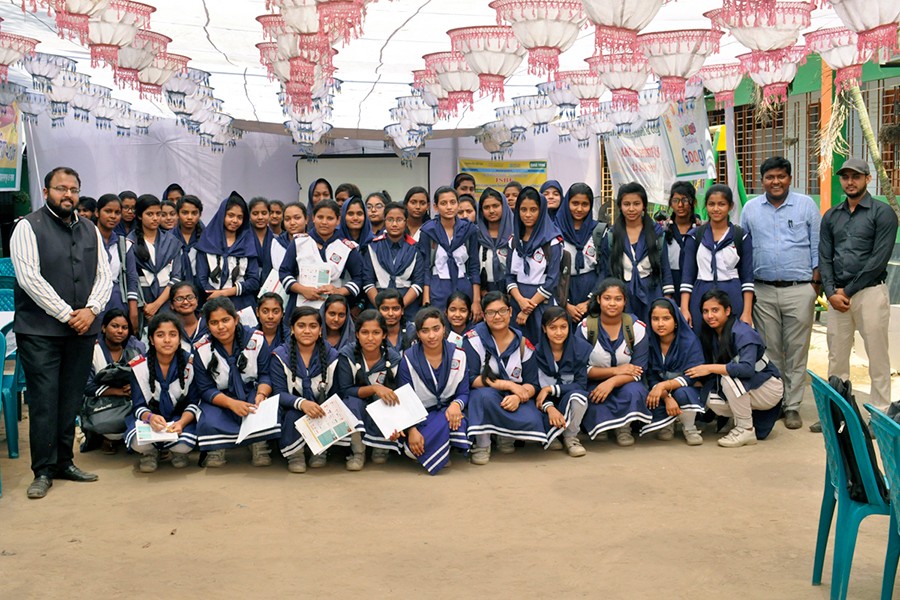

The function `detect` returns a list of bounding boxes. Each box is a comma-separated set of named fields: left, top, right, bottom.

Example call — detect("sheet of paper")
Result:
left=294, top=395, right=360, bottom=455
left=258, top=268, right=288, bottom=305
left=236, top=394, right=280, bottom=444
left=237, top=305, right=259, bottom=328
left=135, top=421, right=179, bottom=444
left=299, top=265, right=331, bottom=287
left=365, top=383, right=428, bottom=438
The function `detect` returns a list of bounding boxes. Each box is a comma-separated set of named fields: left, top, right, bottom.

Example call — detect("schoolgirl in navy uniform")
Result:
left=321, top=294, right=355, bottom=351
left=126, top=312, right=198, bottom=473
left=339, top=196, right=374, bottom=253
left=169, top=281, right=207, bottom=353
left=84, top=309, right=146, bottom=453
left=444, top=290, right=473, bottom=349
left=534, top=306, right=591, bottom=457
left=195, top=192, right=261, bottom=315
left=193, top=297, right=276, bottom=468
left=664, top=182, right=697, bottom=305
left=598, top=182, right=672, bottom=322
left=363, top=202, right=424, bottom=320
left=334, top=310, right=402, bottom=467
left=172, top=194, right=204, bottom=293
left=95, top=194, right=139, bottom=326
left=248, top=196, right=282, bottom=285
left=395, top=306, right=469, bottom=475
left=256, top=292, right=288, bottom=349
left=679, top=184, right=754, bottom=332
left=540, top=180, right=563, bottom=221
left=557, top=183, right=600, bottom=324
left=476, top=187, right=513, bottom=294
left=576, top=278, right=651, bottom=446
left=644, top=298, right=706, bottom=445
left=418, top=186, right=481, bottom=316
left=270, top=306, right=357, bottom=472
left=506, top=186, right=562, bottom=343
left=375, top=289, right=417, bottom=354
left=685, top=290, right=784, bottom=448
left=130, top=194, right=183, bottom=328
left=306, top=177, right=333, bottom=214
left=279, top=199, right=363, bottom=313
left=464, top=291, right=543, bottom=465
left=402, top=186, right=430, bottom=242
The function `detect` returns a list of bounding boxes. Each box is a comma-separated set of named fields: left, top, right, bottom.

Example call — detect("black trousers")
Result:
left=17, top=333, right=95, bottom=477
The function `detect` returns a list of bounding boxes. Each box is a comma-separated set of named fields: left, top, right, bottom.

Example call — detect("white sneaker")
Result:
left=615, top=426, right=635, bottom=447
left=470, top=445, right=491, bottom=465
left=287, top=452, right=307, bottom=473
left=496, top=436, right=516, bottom=454
left=250, top=441, right=272, bottom=467
left=718, top=426, right=758, bottom=448
left=205, top=449, right=227, bottom=468
left=171, top=453, right=190, bottom=468
left=562, top=436, right=586, bottom=457
left=683, top=428, right=703, bottom=446
left=308, top=451, right=328, bottom=468
left=371, top=448, right=390, bottom=464
left=139, top=451, right=158, bottom=473
left=656, top=423, right=675, bottom=441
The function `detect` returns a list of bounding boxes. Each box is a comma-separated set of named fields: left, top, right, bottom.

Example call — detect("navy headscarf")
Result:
left=162, top=183, right=185, bottom=202
left=540, top=180, right=563, bottom=220
left=195, top=192, right=257, bottom=258
left=476, top=187, right=513, bottom=279
left=647, top=297, right=704, bottom=383
left=512, top=186, right=561, bottom=275
left=306, top=177, right=334, bottom=215
left=555, top=184, right=597, bottom=271
left=419, top=214, right=476, bottom=290
left=338, top=196, right=373, bottom=248
left=321, top=296, right=356, bottom=350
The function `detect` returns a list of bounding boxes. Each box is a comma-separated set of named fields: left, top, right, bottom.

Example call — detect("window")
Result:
left=733, top=103, right=786, bottom=196
left=807, top=102, right=821, bottom=196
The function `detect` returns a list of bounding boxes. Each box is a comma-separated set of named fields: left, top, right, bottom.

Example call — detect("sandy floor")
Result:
left=0, top=325, right=897, bottom=600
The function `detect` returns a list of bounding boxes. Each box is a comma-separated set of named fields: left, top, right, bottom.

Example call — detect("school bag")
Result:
left=584, top=313, right=635, bottom=353
left=691, top=223, right=744, bottom=259
left=80, top=363, right=133, bottom=436
left=827, top=376, right=889, bottom=504
left=542, top=241, right=572, bottom=307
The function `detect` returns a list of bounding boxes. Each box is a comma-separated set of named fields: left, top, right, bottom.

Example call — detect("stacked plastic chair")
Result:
left=866, top=405, right=900, bottom=600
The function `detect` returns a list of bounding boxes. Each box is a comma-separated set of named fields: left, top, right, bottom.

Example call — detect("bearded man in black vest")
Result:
left=11, top=166, right=112, bottom=499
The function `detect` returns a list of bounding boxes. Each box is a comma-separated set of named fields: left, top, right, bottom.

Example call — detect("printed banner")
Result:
left=660, top=98, right=716, bottom=181
left=458, top=158, right=547, bottom=195
left=0, top=103, right=22, bottom=191
left=603, top=132, right=675, bottom=206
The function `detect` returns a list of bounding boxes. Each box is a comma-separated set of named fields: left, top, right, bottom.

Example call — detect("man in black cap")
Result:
left=11, top=166, right=112, bottom=499
left=819, top=157, right=898, bottom=411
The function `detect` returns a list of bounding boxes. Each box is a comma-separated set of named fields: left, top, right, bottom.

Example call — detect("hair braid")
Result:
left=352, top=339, right=367, bottom=388
left=176, top=348, right=187, bottom=390
left=481, top=352, right=497, bottom=385
left=289, top=336, right=300, bottom=394
left=382, top=338, right=397, bottom=389
left=316, top=339, right=328, bottom=401
left=134, top=222, right=150, bottom=263
left=234, top=326, right=248, bottom=373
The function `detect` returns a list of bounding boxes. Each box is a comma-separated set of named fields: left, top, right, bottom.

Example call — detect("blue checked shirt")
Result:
left=740, top=190, right=821, bottom=282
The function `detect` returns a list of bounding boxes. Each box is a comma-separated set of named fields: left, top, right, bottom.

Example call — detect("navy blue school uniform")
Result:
left=124, top=349, right=199, bottom=451
left=418, top=216, right=479, bottom=310
left=305, top=177, right=333, bottom=215
left=598, top=227, right=672, bottom=322
left=540, top=180, right=563, bottom=223
left=363, top=232, right=425, bottom=321
left=179, top=316, right=208, bottom=354
left=643, top=298, right=706, bottom=435
left=322, top=301, right=356, bottom=351
left=195, top=196, right=261, bottom=313
left=576, top=313, right=651, bottom=438
left=534, top=327, right=592, bottom=447
left=171, top=225, right=204, bottom=293
left=506, top=191, right=563, bottom=342
left=129, top=229, right=183, bottom=307
left=664, top=222, right=695, bottom=305
left=556, top=188, right=599, bottom=306
left=476, top=188, right=513, bottom=293
left=279, top=230, right=363, bottom=314
left=681, top=224, right=754, bottom=333
left=701, top=319, right=782, bottom=439
left=334, top=344, right=402, bottom=452
left=192, top=326, right=277, bottom=450
left=463, top=322, right=546, bottom=444
left=397, top=339, right=470, bottom=474
left=253, top=226, right=284, bottom=285
left=269, top=340, right=352, bottom=457
left=85, top=335, right=146, bottom=407
left=339, top=197, right=374, bottom=255
left=262, top=321, right=290, bottom=351
left=114, top=218, right=136, bottom=239
left=102, top=230, right=139, bottom=314
left=387, top=320, right=417, bottom=355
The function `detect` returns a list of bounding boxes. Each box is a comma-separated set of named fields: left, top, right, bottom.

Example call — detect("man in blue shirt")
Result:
left=740, top=157, right=821, bottom=430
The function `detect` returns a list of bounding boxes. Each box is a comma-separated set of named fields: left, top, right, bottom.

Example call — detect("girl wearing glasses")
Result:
left=395, top=306, right=469, bottom=475
left=363, top=203, right=425, bottom=320
left=506, top=186, right=562, bottom=343
left=664, top=182, right=697, bottom=305
left=169, top=281, right=207, bottom=353
left=366, top=192, right=388, bottom=233
left=195, top=192, right=261, bottom=316
left=464, top=292, right=542, bottom=465
left=576, top=278, right=651, bottom=447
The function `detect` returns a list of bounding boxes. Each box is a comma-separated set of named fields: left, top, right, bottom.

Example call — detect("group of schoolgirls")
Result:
left=84, top=175, right=784, bottom=476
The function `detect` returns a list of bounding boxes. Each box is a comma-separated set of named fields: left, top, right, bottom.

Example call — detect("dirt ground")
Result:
left=0, top=324, right=896, bottom=600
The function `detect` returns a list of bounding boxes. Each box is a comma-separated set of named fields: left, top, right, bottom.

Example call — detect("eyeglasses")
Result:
left=670, top=197, right=690, bottom=205
left=122, top=206, right=136, bottom=213
left=484, top=307, right=510, bottom=318
left=51, top=186, right=80, bottom=195
left=367, top=203, right=385, bottom=211
left=173, top=294, right=197, bottom=303
left=385, top=217, right=405, bottom=224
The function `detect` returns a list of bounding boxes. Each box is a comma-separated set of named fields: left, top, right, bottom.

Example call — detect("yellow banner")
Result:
left=458, top=158, right=548, bottom=195
left=0, top=102, right=22, bottom=191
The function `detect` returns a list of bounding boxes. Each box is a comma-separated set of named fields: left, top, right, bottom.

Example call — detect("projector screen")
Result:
left=296, top=153, right=431, bottom=204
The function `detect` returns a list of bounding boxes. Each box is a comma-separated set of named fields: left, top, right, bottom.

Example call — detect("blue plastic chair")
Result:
left=865, top=405, right=900, bottom=600
left=809, top=370, right=892, bottom=599
left=0, top=289, right=13, bottom=312
left=0, top=321, right=16, bottom=459
left=0, top=257, right=14, bottom=277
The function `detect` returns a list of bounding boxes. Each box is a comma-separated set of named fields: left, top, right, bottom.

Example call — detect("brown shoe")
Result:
left=101, top=439, right=117, bottom=455
left=784, top=410, right=802, bottom=430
